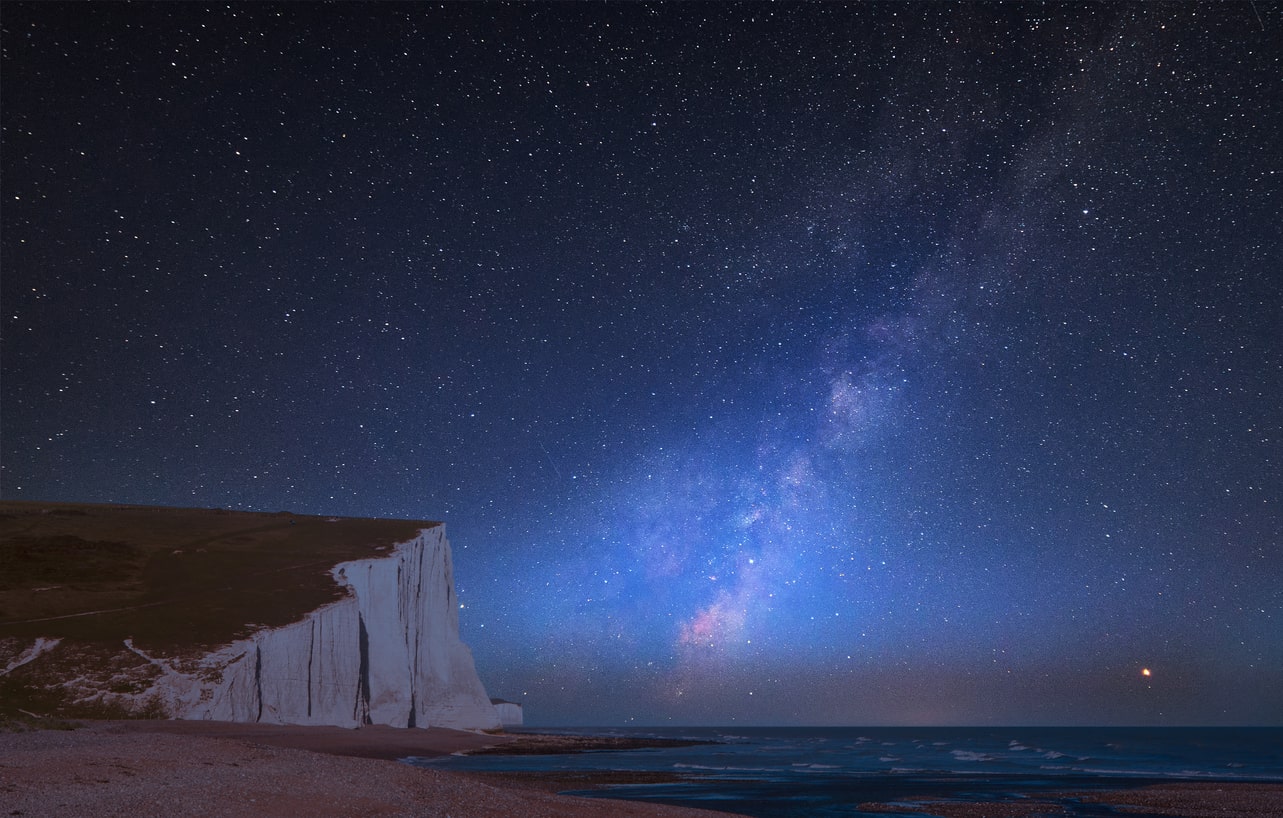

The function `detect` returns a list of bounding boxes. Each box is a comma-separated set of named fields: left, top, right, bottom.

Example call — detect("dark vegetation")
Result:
left=0, top=535, right=145, bottom=588
left=0, top=501, right=436, bottom=718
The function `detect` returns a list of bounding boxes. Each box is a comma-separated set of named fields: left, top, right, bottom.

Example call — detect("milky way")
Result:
left=3, top=3, right=1280, bottom=725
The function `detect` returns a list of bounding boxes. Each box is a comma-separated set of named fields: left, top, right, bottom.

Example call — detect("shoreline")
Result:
left=70, top=719, right=717, bottom=759
left=458, top=730, right=719, bottom=756
left=0, top=720, right=738, bottom=818
left=3, top=720, right=1280, bottom=817
left=855, top=782, right=1283, bottom=818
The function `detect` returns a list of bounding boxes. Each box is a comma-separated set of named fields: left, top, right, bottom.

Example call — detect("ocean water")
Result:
left=413, top=726, right=1283, bottom=817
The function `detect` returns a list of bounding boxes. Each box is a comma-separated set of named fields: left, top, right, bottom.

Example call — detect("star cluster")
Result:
left=2, top=3, right=1280, bottom=725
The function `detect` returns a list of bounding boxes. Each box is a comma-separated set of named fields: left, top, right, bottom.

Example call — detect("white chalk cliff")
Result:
left=156, top=526, right=499, bottom=730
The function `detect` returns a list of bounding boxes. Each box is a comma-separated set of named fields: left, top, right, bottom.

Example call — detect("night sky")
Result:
left=3, top=3, right=1280, bottom=727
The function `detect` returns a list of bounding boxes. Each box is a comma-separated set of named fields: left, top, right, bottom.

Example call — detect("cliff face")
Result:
left=491, top=699, right=524, bottom=727
left=172, top=526, right=499, bottom=730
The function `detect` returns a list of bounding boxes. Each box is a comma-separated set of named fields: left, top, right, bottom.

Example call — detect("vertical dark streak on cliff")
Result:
left=356, top=612, right=372, bottom=725
left=410, top=536, right=425, bottom=727
left=398, top=561, right=407, bottom=646
left=253, top=643, right=263, bottom=723
left=307, top=619, right=315, bottom=718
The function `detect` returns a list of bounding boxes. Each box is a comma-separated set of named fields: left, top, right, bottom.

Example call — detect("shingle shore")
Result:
left=0, top=722, right=735, bottom=818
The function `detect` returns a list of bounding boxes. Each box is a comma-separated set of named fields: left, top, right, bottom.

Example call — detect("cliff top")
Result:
left=0, top=501, right=438, bottom=651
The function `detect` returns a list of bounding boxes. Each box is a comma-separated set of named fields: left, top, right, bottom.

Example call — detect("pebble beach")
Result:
left=3, top=721, right=1281, bottom=818
left=0, top=720, right=733, bottom=818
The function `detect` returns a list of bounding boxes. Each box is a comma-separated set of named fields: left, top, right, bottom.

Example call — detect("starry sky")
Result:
left=3, top=3, right=1281, bottom=727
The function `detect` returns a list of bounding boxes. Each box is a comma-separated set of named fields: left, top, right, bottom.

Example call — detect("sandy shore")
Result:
left=1069, top=782, right=1283, bottom=817
left=857, top=782, right=1283, bottom=817
left=5, top=721, right=1281, bottom=818
left=0, top=720, right=737, bottom=818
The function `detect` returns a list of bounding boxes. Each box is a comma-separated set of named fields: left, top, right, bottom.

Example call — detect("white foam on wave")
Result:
left=1060, top=766, right=1274, bottom=780
left=672, top=763, right=774, bottom=773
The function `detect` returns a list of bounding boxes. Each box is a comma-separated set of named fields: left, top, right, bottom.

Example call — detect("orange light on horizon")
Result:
left=1141, top=667, right=1152, bottom=677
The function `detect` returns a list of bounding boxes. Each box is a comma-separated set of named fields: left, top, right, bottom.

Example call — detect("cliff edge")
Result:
left=0, top=502, right=499, bottom=730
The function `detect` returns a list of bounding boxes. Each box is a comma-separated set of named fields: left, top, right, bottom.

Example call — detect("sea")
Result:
left=412, top=726, right=1283, bottom=817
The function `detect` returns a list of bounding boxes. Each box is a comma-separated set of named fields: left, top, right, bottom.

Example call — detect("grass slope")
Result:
left=0, top=501, right=438, bottom=718
left=0, top=501, right=435, bottom=649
